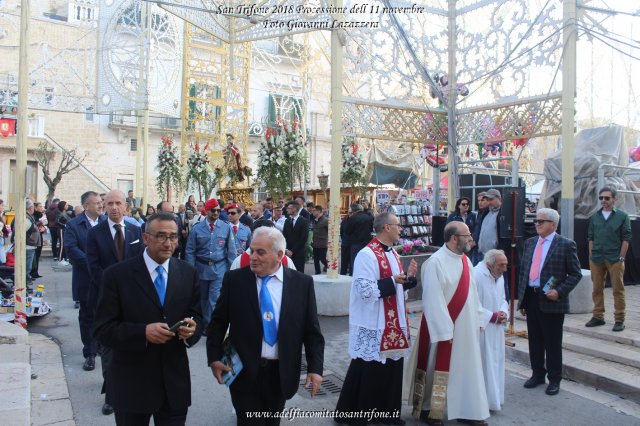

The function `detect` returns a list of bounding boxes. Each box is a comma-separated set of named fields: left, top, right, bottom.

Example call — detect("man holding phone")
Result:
left=94, top=212, right=202, bottom=425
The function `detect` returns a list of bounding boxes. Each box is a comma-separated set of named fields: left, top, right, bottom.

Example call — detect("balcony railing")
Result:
left=108, top=113, right=182, bottom=131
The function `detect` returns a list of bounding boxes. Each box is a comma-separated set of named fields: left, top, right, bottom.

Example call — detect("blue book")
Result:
left=221, top=336, right=243, bottom=387
left=543, top=276, right=559, bottom=293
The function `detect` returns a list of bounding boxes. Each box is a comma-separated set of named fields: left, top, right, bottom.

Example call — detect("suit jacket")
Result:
left=93, top=255, right=202, bottom=414
left=64, top=213, right=105, bottom=301
left=207, top=267, right=324, bottom=399
left=517, top=233, right=582, bottom=314
left=282, top=215, right=310, bottom=260
left=86, top=219, right=144, bottom=307
left=344, top=211, right=374, bottom=246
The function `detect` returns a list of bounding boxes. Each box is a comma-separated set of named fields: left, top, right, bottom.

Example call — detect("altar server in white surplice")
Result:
left=475, top=249, right=509, bottom=412
left=335, top=212, right=417, bottom=425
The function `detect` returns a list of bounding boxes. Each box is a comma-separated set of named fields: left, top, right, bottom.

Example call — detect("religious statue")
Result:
left=223, top=133, right=245, bottom=184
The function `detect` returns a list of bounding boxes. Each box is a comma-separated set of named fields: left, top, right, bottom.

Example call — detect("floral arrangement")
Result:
left=395, top=239, right=432, bottom=256
left=256, top=119, right=308, bottom=197
left=630, top=146, right=640, bottom=163
left=341, top=136, right=367, bottom=193
left=156, top=134, right=182, bottom=200
left=184, top=142, right=211, bottom=201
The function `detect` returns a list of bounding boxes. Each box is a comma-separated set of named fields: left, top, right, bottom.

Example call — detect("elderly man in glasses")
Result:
left=586, top=186, right=632, bottom=332
left=185, top=198, right=236, bottom=331
left=517, top=208, right=581, bottom=396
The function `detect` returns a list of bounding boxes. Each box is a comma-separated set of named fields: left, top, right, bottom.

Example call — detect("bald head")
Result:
left=444, top=221, right=473, bottom=255
left=104, top=190, right=126, bottom=222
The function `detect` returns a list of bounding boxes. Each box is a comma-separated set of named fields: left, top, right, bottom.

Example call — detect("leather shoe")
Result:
left=102, top=403, right=114, bottom=415
left=612, top=322, right=625, bottom=332
left=545, top=383, right=560, bottom=395
left=523, top=376, right=545, bottom=388
left=419, top=412, right=444, bottom=426
left=457, top=420, right=488, bottom=426
left=82, top=356, right=95, bottom=371
left=74, top=301, right=80, bottom=309
left=30, top=274, right=43, bottom=279
left=585, top=317, right=605, bottom=327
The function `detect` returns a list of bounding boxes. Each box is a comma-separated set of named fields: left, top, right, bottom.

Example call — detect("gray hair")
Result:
left=252, top=226, right=286, bottom=254
left=484, top=249, right=506, bottom=266
left=537, top=208, right=559, bottom=223
left=26, top=199, right=34, bottom=209
left=373, top=212, right=396, bottom=233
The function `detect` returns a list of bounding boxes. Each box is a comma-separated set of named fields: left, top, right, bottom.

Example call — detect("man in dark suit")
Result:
left=94, top=212, right=202, bottom=425
left=282, top=201, right=310, bottom=273
left=87, top=189, right=145, bottom=415
left=208, top=226, right=324, bottom=425
left=517, top=208, right=582, bottom=396
left=344, top=203, right=374, bottom=273
left=64, top=191, right=104, bottom=372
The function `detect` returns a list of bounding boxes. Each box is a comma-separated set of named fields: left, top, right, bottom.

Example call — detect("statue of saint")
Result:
left=223, top=133, right=244, bottom=184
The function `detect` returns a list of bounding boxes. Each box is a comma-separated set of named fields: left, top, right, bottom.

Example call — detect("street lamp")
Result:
left=318, top=166, right=329, bottom=206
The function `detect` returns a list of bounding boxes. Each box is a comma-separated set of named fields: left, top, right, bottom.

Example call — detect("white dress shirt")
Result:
left=107, top=218, right=126, bottom=239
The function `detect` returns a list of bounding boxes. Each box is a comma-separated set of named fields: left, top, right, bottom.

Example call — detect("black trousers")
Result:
left=291, top=254, right=306, bottom=274
left=48, top=226, right=60, bottom=258
left=340, top=242, right=351, bottom=275
left=230, top=360, right=286, bottom=426
left=99, top=344, right=113, bottom=403
left=115, top=401, right=187, bottom=426
left=313, top=248, right=328, bottom=275
left=31, top=245, right=42, bottom=276
left=525, top=287, right=565, bottom=384
left=78, top=300, right=96, bottom=358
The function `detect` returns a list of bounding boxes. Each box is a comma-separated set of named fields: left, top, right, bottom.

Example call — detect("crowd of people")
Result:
left=0, top=184, right=632, bottom=426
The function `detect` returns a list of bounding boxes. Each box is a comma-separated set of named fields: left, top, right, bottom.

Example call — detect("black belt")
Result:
left=196, top=257, right=226, bottom=266
left=529, top=286, right=542, bottom=293
left=259, top=358, right=278, bottom=367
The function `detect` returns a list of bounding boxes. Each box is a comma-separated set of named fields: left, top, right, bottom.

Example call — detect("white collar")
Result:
left=143, top=248, right=170, bottom=276
left=107, top=217, right=125, bottom=229
left=257, top=264, right=284, bottom=282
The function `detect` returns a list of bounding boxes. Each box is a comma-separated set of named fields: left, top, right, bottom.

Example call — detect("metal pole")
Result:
left=14, top=0, right=31, bottom=329
left=560, top=0, right=577, bottom=239
left=135, top=0, right=146, bottom=199
left=326, top=0, right=345, bottom=280
left=446, top=0, right=458, bottom=213
left=142, top=2, right=151, bottom=206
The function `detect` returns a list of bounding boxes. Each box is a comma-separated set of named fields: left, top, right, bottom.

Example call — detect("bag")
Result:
left=5, top=245, right=15, bottom=267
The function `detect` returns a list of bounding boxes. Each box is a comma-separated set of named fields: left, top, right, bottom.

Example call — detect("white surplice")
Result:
left=349, top=246, right=411, bottom=363
left=475, top=261, right=509, bottom=411
left=420, top=245, right=490, bottom=421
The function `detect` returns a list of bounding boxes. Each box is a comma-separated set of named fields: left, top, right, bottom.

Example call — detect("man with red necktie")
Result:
left=517, top=208, right=581, bottom=396
left=225, top=203, right=251, bottom=256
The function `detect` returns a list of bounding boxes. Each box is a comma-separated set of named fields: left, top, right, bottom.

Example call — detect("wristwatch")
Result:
left=619, top=256, right=625, bottom=262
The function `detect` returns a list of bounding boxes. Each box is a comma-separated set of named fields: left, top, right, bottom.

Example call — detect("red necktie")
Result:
left=529, top=237, right=546, bottom=281
left=209, top=223, right=214, bottom=232
left=233, top=225, right=238, bottom=234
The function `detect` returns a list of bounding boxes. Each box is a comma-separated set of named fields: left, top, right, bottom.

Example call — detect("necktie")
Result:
left=529, top=237, right=546, bottom=282
left=154, top=265, right=166, bottom=305
left=258, top=275, right=278, bottom=346
left=209, top=222, right=214, bottom=232
left=113, top=223, right=124, bottom=261
left=233, top=225, right=238, bottom=234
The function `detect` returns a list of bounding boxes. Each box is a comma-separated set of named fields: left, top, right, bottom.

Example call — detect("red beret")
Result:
left=225, top=203, right=239, bottom=212
left=204, top=198, right=219, bottom=211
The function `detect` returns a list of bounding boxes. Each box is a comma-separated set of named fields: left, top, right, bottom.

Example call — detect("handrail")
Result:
left=43, top=133, right=110, bottom=192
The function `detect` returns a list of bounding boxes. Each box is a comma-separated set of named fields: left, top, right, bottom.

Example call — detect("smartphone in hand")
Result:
left=168, top=320, right=189, bottom=334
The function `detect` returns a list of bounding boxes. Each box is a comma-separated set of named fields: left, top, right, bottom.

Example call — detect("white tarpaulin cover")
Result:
left=540, top=125, right=640, bottom=218
left=366, top=144, right=418, bottom=189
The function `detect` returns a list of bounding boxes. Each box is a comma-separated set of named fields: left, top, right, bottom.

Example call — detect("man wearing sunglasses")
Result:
left=586, top=187, right=632, bottom=332
left=185, top=198, right=236, bottom=331
left=225, top=203, right=251, bottom=256
left=517, top=208, right=581, bottom=396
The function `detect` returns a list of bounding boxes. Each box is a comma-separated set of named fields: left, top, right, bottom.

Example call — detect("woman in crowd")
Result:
left=446, top=196, right=477, bottom=231
left=185, top=194, right=197, bottom=213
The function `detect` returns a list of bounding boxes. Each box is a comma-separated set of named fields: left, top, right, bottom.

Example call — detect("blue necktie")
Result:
left=259, top=275, right=278, bottom=346
left=154, top=265, right=166, bottom=305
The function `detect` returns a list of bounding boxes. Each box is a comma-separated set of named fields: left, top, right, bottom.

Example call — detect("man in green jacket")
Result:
left=585, top=187, right=632, bottom=332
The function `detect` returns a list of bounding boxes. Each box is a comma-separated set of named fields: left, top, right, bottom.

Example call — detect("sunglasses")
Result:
left=533, top=219, right=552, bottom=225
left=460, top=203, right=469, bottom=206
left=598, top=196, right=611, bottom=201
left=210, top=208, right=221, bottom=212
left=228, top=211, right=238, bottom=215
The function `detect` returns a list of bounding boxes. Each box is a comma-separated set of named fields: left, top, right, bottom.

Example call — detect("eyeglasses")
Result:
left=228, top=211, right=238, bottom=215
left=598, top=196, right=611, bottom=201
left=385, top=223, right=401, bottom=227
left=146, top=233, right=179, bottom=243
left=533, top=219, right=552, bottom=225
left=455, top=233, right=472, bottom=237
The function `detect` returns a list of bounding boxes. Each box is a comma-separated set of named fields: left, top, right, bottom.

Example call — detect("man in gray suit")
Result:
left=517, top=208, right=582, bottom=396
